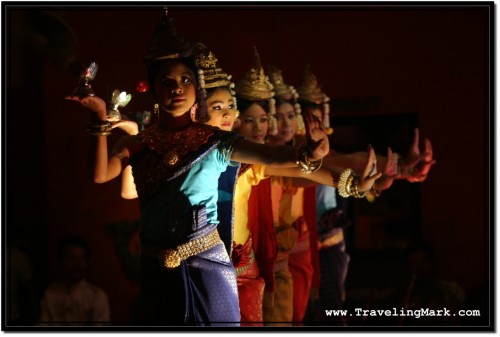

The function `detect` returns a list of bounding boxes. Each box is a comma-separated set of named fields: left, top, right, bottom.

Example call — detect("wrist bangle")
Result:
left=87, top=121, right=112, bottom=136
left=337, top=169, right=355, bottom=198
left=296, top=144, right=322, bottom=174
left=88, top=130, right=112, bottom=136
left=351, top=178, right=366, bottom=198
left=337, top=168, right=367, bottom=198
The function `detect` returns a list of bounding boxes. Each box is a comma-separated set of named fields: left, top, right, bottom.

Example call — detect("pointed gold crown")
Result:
left=296, top=64, right=329, bottom=105
left=266, top=65, right=293, bottom=99
left=144, top=8, right=193, bottom=64
left=235, top=47, right=274, bottom=101
left=266, top=64, right=306, bottom=135
left=194, top=42, right=233, bottom=90
left=235, top=47, right=277, bottom=135
left=297, top=64, right=333, bottom=134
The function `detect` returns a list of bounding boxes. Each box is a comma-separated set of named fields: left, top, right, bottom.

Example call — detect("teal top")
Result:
left=316, top=184, right=337, bottom=220
left=179, top=145, right=238, bottom=226
left=131, top=125, right=242, bottom=247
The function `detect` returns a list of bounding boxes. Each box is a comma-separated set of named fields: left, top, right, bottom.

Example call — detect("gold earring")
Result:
left=154, top=103, right=159, bottom=115
left=190, top=104, right=198, bottom=122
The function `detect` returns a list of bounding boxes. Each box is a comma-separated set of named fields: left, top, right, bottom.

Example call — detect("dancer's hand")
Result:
left=303, top=109, right=330, bottom=161
left=400, top=128, right=436, bottom=182
left=357, top=145, right=383, bottom=192
left=65, top=95, right=109, bottom=122
left=373, top=147, right=399, bottom=190
left=111, top=120, right=139, bottom=136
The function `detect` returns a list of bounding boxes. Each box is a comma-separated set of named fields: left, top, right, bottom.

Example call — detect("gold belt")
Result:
left=235, top=248, right=255, bottom=277
left=141, top=229, right=221, bottom=269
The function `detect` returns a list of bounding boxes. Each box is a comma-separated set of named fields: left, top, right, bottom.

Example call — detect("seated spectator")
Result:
left=39, top=236, right=110, bottom=325
left=399, top=241, right=466, bottom=325
left=8, top=241, right=37, bottom=325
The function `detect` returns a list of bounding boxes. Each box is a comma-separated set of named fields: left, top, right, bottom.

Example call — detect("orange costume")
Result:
left=264, top=177, right=319, bottom=325
left=264, top=177, right=320, bottom=325
left=288, top=186, right=320, bottom=324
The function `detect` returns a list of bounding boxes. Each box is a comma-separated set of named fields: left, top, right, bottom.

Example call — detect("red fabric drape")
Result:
left=247, top=178, right=278, bottom=296
left=303, top=186, right=320, bottom=289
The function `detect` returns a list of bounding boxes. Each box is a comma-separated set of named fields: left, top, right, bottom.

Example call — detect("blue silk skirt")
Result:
left=137, top=239, right=240, bottom=326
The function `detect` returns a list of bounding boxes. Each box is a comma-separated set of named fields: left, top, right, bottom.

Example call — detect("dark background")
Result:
left=5, top=3, right=492, bottom=327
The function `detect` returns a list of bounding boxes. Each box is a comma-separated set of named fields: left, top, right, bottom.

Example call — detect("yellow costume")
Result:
left=232, top=164, right=268, bottom=325
left=233, top=165, right=267, bottom=245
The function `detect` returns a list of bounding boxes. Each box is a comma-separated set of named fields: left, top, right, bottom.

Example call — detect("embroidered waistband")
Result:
left=141, top=229, right=221, bottom=269
left=235, top=248, right=255, bottom=276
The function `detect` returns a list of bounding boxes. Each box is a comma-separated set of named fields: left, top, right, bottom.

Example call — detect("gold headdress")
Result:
left=194, top=42, right=237, bottom=110
left=235, top=47, right=277, bottom=135
left=266, top=64, right=306, bottom=135
left=144, top=8, right=193, bottom=64
left=296, top=64, right=333, bottom=134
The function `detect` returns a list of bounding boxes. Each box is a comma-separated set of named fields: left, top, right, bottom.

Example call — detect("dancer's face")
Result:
left=234, top=103, right=268, bottom=144
left=154, top=61, right=197, bottom=117
left=273, top=102, right=297, bottom=144
left=205, top=88, right=238, bottom=131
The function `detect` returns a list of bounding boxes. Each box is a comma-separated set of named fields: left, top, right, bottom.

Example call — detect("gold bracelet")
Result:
left=88, top=130, right=112, bottom=136
left=346, top=174, right=355, bottom=196
left=338, top=169, right=367, bottom=198
left=337, top=168, right=355, bottom=198
left=295, top=144, right=322, bottom=174
left=87, top=121, right=112, bottom=136
left=351, top=178, right=366, bottom=198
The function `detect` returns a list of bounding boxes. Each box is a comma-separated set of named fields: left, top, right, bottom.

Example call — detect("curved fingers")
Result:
left=411, top=128, right=420, bottom=153
left=362, top=147, right=377, bottom=178
left=423, top=138, right=433, bottom=161
left=383, top=147, right=398, bottom=175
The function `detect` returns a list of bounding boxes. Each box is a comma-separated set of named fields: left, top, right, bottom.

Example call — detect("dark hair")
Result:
left=206, top=85, right=231, bottom=99
left=298, top=99, right=323, bottom=114
left=146, top=56, right=208, bottom=122
left=56, top=236, right=90, bottom=262
left=275, top=97, right=295, bottom=110
left=236, top=96, right=269, bottom=115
